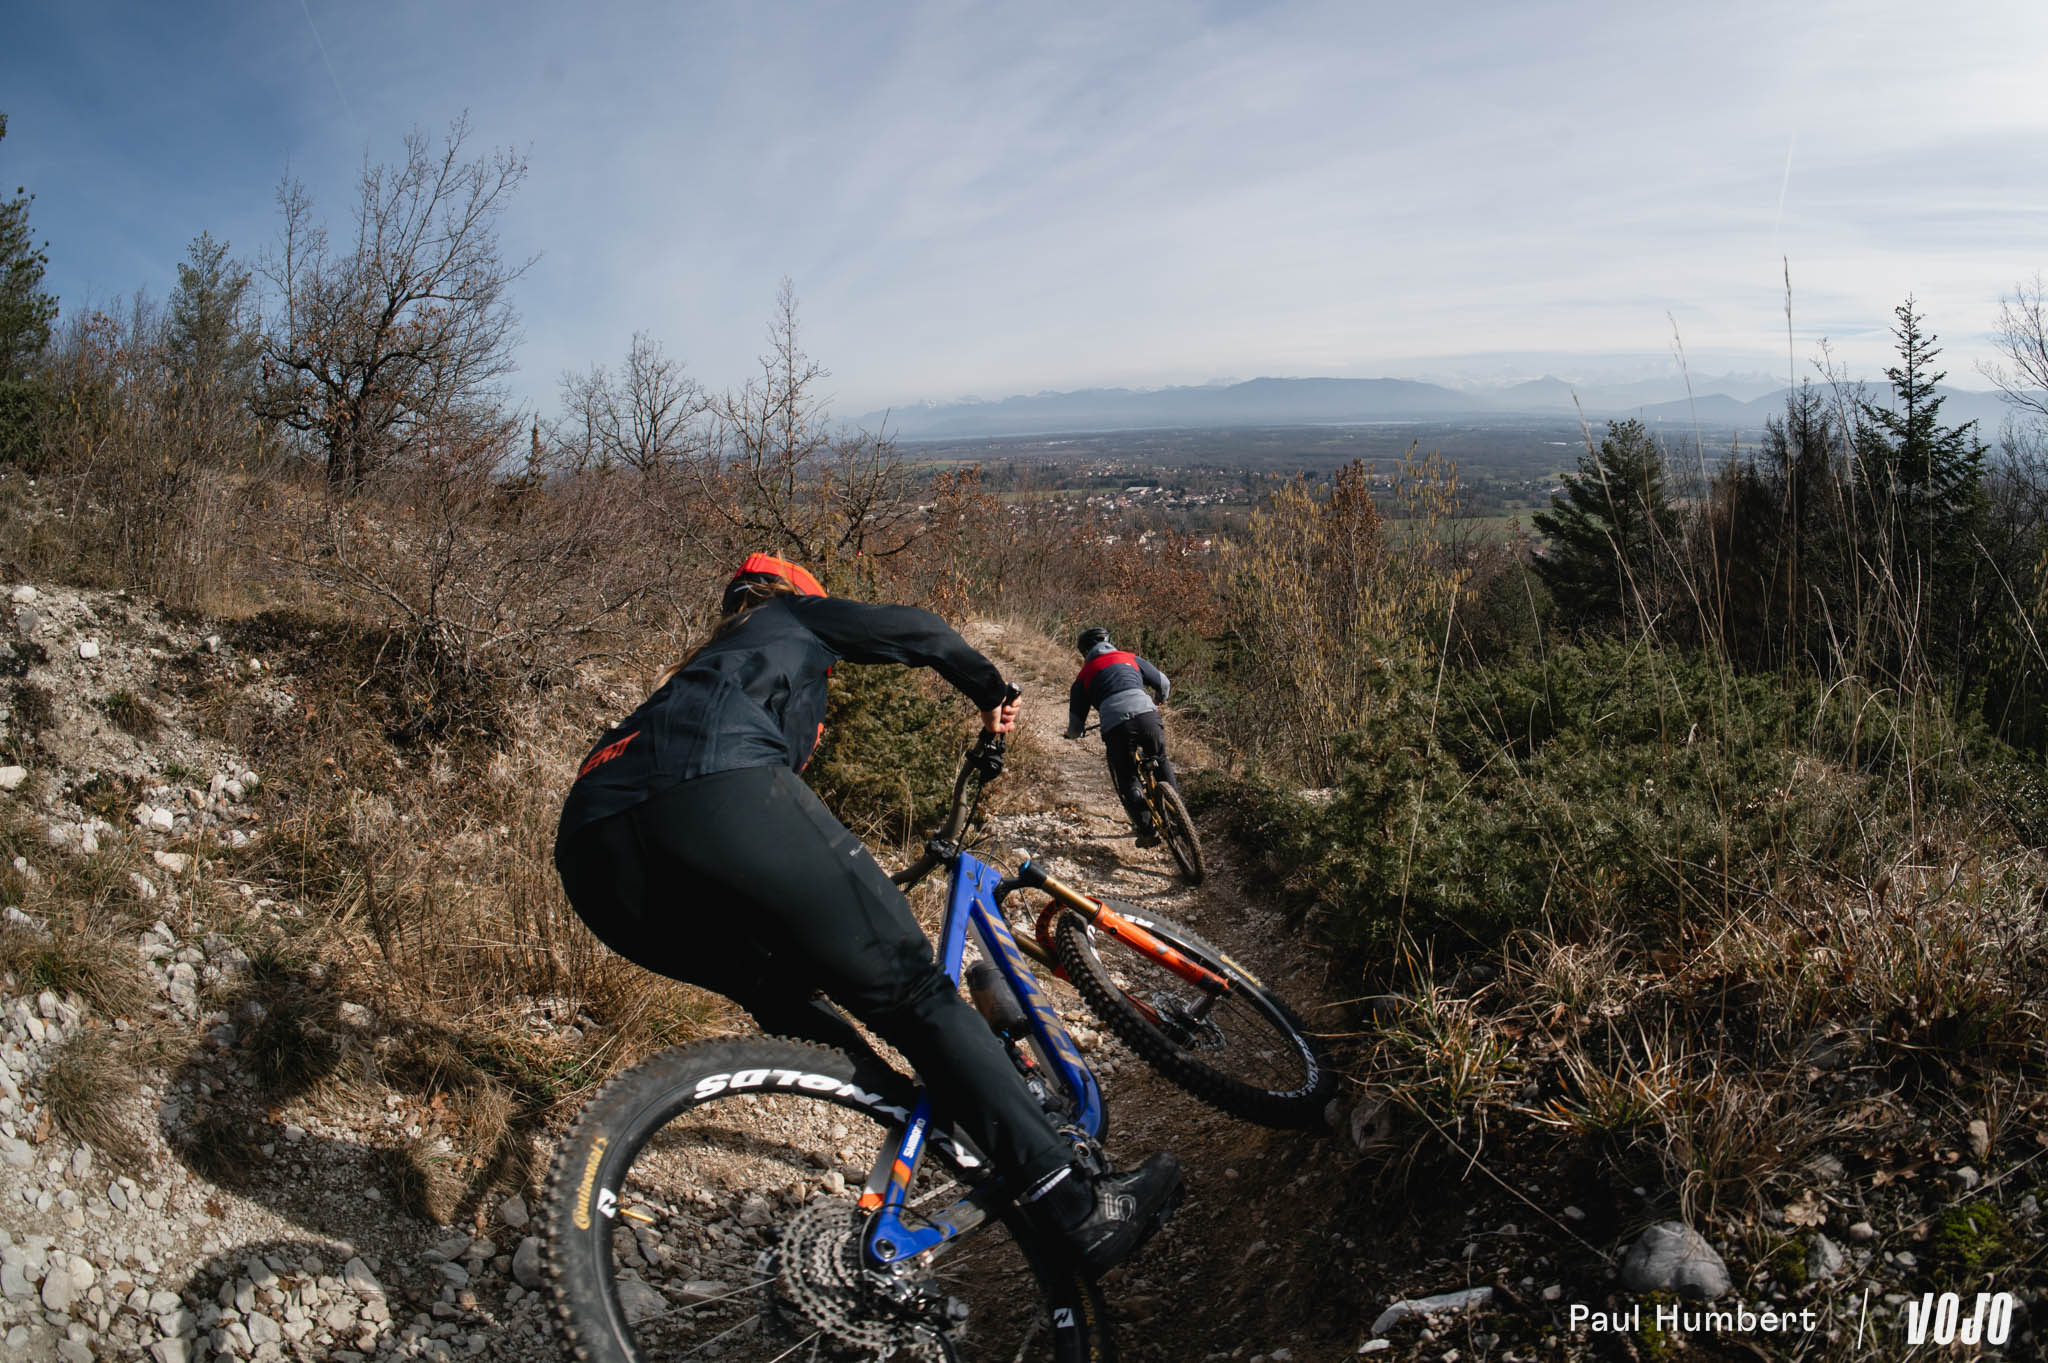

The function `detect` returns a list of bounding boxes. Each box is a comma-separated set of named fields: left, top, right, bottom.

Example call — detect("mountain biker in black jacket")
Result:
left=1064, top=627, right=1178, bottom=847
left=554, top=555, right=1178, bottom=1277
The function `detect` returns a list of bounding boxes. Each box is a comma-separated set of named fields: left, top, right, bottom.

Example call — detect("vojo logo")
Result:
left=1901, top=1292, right=2015, bottom=1347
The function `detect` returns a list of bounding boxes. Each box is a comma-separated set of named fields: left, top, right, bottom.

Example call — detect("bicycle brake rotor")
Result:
left=1149, top=993, right=1227, bottom=1051
left=776, top=1202, right=959, bottom=1360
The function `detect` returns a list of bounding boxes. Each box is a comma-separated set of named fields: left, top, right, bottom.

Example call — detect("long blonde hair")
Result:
left=655, top=576, right=802, bottom=689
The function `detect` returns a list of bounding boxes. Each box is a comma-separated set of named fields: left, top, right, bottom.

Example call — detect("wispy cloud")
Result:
left=5, top=0, right=2046, bottom=414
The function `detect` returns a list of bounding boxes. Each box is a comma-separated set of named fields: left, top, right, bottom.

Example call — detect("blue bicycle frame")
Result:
left=858, top=850, right=1105, bottom=1267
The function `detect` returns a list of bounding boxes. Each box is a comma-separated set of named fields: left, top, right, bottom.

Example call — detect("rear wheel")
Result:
left=546, top=1037, right=1115, bottom=1362
left=1055, top=908, right=1332, bottom=1129
left=1147, top=778, right=1203, bottom=884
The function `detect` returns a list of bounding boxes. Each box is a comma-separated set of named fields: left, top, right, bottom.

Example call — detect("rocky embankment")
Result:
left=0, top=582, right=567, bottom=1362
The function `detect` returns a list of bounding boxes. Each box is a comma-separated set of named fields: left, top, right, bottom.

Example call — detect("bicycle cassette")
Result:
left=775, top=1202, right=963, bottom=1360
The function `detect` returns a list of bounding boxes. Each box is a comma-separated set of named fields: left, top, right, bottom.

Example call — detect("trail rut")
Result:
left=965, top=623, right=1365, bottom=1363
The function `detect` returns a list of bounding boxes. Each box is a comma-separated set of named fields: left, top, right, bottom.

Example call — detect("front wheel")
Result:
left=1056, top=908, right=1333, bottom=1129
left=1148, top=779, right=1204, bottom=884
left=545, top=1037, right=1116, bottom=1363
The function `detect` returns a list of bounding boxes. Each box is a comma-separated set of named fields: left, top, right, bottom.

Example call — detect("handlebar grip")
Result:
left=1002, top=682, right=1022, bottom=705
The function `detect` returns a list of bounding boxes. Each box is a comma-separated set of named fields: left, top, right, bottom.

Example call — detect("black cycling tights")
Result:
left=554, top=764, right=1072, bottom=1189
left=1104, top=710, right=1174, bottom=831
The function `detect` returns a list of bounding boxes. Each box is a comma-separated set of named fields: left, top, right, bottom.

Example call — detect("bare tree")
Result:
left=553, top=332, right=705, bottom=475
left=691, top=279, right=919, bottom=574
left=1985, top=273, right=2048, bottom=429
left=256, top=115, right=529, bottom=491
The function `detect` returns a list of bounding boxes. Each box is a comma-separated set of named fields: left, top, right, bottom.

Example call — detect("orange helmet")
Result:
left=723, top=553, right=826, bottom=613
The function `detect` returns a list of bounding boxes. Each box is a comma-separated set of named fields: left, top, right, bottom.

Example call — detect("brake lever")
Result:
left=967, top=732, right=1007, bottom=782
left=966, top=682, right=1023, bottom=781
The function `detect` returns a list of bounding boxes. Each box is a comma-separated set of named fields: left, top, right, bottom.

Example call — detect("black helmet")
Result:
left=1076, top=627, right=1111, bottom=655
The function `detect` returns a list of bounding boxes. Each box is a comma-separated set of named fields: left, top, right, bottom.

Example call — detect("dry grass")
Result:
left=45, top=1024, right=155, bottom=1171
left=1339, top=826, right=2048, bottom=1227
left=208, top=650, right=727, bottom=1128
left=99, top=687, right=163, bottom=740
left=0, top=923, right=150, bottom=1017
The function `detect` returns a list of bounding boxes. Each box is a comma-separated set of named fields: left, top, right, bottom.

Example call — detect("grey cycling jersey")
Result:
left=1066, top=641, right=1169, bottom=737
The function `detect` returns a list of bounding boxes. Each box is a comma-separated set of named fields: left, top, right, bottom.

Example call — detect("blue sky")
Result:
left=6, top=1, right=2046, bottom=417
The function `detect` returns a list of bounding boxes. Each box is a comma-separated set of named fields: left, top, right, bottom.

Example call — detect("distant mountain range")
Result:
left=862, top=375, right=2034, bottom=440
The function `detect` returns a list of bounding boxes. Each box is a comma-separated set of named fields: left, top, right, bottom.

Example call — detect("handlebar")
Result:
left=889, top=684, right=1021, bottom=889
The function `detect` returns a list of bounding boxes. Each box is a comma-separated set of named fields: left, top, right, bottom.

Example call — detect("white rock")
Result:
left=0, top=767, right=24, bottom=791
left=336, top=1003, right=372, bottom=1028
left=1620, top=1222, right=1731, bottom=1300
left=1368, top=1286, right=1493, bottom=1336
left=615, top=1276, right=668, bottom=1324
left=679, top=1281, right=734, bottom=1303
left=166, top=963, right=199, bottom=1015
left=77, top=640, right=99, bottom=660
left=150, top=1340, right=189, bottom=1363
left=40, top=1262, right=74, bottom=1312
left=129, top=872, right=158, bottom=901
left=77, top=828, right=98, bottom=855
left=342, top=1258, right=382, bottom=1297
left=148, top=808, right=174, bottom=833
left=1808, top=1234, right=1845, bottom=1281
left=8, top=586, right=35, bottom=604
left=152, top=851, right=191, bottom=876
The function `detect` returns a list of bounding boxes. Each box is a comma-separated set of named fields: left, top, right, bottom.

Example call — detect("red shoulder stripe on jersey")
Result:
left=1077, top=650, right=1139, bottom=687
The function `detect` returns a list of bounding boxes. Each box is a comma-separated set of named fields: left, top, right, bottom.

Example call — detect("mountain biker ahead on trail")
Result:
left=552, top=555, right=1179, bottom=1277
left=1065, top=627, right=1178, bottom=847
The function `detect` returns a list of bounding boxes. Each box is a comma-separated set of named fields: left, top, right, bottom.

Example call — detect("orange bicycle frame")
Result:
left=1011, top=864, right=1233, bottom=996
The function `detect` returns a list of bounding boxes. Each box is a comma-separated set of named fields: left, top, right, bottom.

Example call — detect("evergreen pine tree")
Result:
left=1716, top=382, right=1848, bottom=670
left=1532, top=418, right=1679, bottom=631
left=168, top=231, right=258, bottom=398
left=0, top=113, right=59, bottom=465
left=1853, top=298, right=1989, bottom=683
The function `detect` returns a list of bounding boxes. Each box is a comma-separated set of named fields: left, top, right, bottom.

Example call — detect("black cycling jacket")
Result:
left=557, top=596, right=1008, bottom=846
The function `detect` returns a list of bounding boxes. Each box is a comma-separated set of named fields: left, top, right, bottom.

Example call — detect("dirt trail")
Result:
left=965, top=623, right=1365, bottom=1363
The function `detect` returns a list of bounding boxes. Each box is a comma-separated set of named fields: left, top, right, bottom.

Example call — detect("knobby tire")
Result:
left=545, top=1037, right=1115, bottom=1363
left=1055, top=909, right=1332, bottom=1129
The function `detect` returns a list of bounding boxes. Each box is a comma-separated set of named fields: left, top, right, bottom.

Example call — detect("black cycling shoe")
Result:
left=1060, top=1154, right=1183, bottom=1278
left=1134, top=827, right=1161, bottom=849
